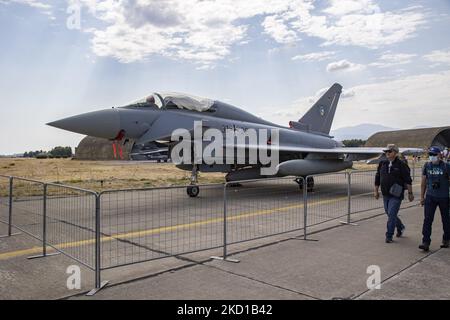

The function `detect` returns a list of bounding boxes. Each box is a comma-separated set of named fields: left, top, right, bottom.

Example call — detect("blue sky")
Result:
left=0, top=0, right=449, bottom=154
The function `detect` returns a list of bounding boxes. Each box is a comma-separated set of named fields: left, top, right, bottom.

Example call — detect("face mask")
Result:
left=429, top=156, right=438, bottom=163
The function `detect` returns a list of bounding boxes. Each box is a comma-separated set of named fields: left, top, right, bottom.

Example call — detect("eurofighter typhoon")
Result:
left=48, top=83, right=421, bottom=197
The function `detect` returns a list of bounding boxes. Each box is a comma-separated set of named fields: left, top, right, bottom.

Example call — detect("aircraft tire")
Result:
left=306, top=177, right=314, bottom=192
left=296, top=177, right=314, bottom=191
left=187, top=185, right=200, bottom=197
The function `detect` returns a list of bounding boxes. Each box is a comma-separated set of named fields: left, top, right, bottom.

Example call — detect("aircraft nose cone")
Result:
left=47, top=108, right=121, bottom=140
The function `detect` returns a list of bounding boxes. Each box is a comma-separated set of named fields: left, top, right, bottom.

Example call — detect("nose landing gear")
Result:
left=187, top=165, right=200, bottom=197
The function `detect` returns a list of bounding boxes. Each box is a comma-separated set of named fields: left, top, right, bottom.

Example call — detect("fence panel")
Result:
left=99, top=183, right=225, bottom=270
left=10, top=177, right=45, bottom=240
left=411, top=159, right=425, bottom=181
left=45, top=184, right=97, bottom=269
left=0, top=176, right=10, bottom=225
left=349, top=170, right=382, bottom=214
left=305, top=173, right=349, bottom=227
left=225, top=177, right=304, bottom=244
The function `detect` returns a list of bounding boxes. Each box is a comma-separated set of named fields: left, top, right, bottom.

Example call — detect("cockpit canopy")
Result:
left=126, top=92, right=214, bottom=112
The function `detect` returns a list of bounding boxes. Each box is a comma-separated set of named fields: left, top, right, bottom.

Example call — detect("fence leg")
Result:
left=291, top=177, right=318, bottom=241
left=28, top=184, right=60, bottom=259
left=0, top=177, right=20, bottom=238
left=87, top=194, right=108, bottom=296
left=340, top=171, right=358, bottom=226
left=211, top=184, right=239, bottom=263
left=303, top=178, right=308, bottom=240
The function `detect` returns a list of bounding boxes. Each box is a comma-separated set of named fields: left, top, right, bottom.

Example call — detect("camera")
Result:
left=432, top=181, right=441, bottom=190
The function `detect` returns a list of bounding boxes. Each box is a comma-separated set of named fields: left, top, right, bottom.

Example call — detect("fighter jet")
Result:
left=48, top=83, right=422, bottom=197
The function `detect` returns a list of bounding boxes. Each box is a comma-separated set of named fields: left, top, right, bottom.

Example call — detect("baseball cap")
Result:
left=383, top=144, right=399, bottom=153
left=428, top=146, right=441, bottom=155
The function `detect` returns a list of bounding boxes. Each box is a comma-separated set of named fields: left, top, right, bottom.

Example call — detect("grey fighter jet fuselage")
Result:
left=48, top=84, right=422, bottom=196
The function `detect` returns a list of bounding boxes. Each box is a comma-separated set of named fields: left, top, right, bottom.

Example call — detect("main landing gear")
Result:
left=294, top=177, right=314, bottom=192
left=187, top=165, right=200, bottom=197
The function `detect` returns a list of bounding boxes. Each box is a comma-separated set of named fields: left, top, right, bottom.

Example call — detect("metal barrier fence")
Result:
left=304, top=173, right=349, bottom=228
left=225, top=177, right=305, bottom=246
left=99, top=183, right=225, bottom=270
left=0, top=175, right=13, bottom=237
left=349, top=171, right=383, bottom=214
left=0, top=167, right=422, bottom=294
left=224, top=177, right=304, bottom=244
left=9, top=177, right=45, bottom=241
left=45, top=183, right=97, bottom=269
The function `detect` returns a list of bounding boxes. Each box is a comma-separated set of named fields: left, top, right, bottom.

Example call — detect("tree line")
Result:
left=341, top=139, right=367, bottom=147
left=23, top=146, right=73, bottom=159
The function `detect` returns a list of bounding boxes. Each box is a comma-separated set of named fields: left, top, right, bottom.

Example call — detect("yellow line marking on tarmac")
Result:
left=0, top=195, right=347, bottom=260
left=0, top=184, right=419, bottom=261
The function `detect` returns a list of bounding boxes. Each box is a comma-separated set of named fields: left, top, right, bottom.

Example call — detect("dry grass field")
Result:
left=0, top=158, right=379, bottom=195
left=0, top=158, right=224, bottom=193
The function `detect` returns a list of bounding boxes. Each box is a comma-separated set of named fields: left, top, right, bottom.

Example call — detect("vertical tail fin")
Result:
left=298, top=83, right=342, bottom=135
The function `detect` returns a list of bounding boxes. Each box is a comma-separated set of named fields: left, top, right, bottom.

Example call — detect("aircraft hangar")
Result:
left=74, top=136, right=169, bottom=161
left=74, top=136, right=134, bottom=160
left=365, top=126, right=450, bottom=150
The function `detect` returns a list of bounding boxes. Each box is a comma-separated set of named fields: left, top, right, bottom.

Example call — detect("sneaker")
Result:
left=419, top=243, right=430, bottom=251
left=385, top=238, right=393, bottom=243
left=441, top=240, right=449, bottom=248
left=396, top=226, right=405, bottom=238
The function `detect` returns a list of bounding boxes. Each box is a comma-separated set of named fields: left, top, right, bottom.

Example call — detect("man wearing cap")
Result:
left=375, top=144, right=414, bottom=243
left=419, top=146, right=450, bottom=251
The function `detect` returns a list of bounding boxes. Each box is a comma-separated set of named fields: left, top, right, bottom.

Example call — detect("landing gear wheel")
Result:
left=187, top=185, right=200, bottom=197
left=295, top=177, right=315, bottom=192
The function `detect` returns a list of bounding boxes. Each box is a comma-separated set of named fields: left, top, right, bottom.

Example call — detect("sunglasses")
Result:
left=428, top=153, right=438, bottom=156
left=384, top=150, right=394, bottom=154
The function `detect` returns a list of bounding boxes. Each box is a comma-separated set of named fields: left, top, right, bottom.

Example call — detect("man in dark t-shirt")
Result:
left=419, top=146, right=450, bottom=251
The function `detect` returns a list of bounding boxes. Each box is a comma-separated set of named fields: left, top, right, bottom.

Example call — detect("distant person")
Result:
left=398, top=153, right=410, bottom=173
left=374, top=144, right=414, bottom=243
left=443, top=147, right=449, bottom=162
left=419, top=146, right=450, bottom=251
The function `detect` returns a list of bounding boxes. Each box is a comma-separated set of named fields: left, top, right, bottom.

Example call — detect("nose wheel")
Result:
left=187, top=165, right=200, bottom=197
left=187, top=185, right=200, bottom=197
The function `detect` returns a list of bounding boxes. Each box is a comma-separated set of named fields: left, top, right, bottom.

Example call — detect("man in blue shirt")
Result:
left=419, top=146, right=450, bottom=251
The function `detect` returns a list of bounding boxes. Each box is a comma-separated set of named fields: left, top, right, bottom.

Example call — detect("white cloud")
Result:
left=1, top=0, right=52, bottom=16
left=2, top=0, right=51, bottom=10
left=424, top=49, right=450, bottom=65
left=323, top=0, right=380, bottom=16
left=295, top=11, right=425, bottom=48
left=65, top=0, right=426, bottom=67
left=275, top=0, right=427, bottom=49
left=74, top=0, right=306, bottom=67
left=369, top=52, right=417, bottom=68
left=269, top=70, right=450, bottom=129
left=326, top=59, right=365, bottom=72
left=262, top=15, right=298, bottom=44
left=292, top=51, right=335, bottom=61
